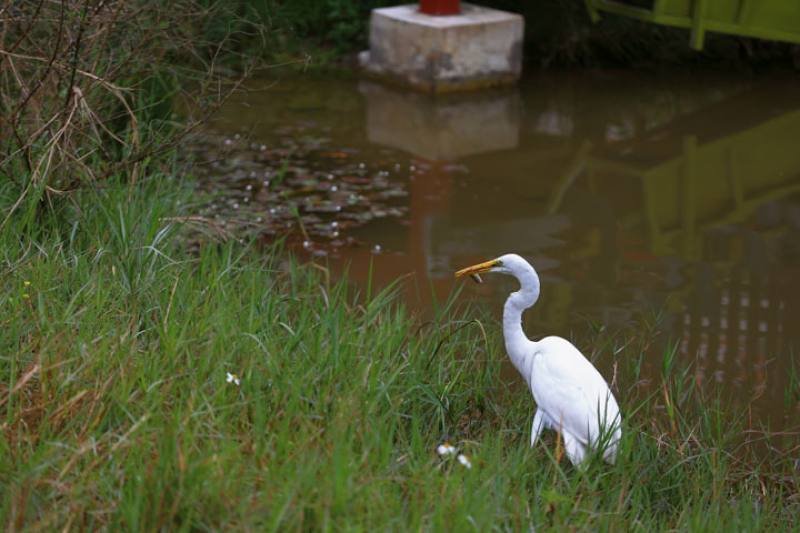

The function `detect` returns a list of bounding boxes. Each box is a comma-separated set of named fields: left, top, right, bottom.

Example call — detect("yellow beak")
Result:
left=455, top=259, right=500, bottom=278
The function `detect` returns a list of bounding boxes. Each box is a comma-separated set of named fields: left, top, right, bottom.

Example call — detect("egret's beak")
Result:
left=455, top=259, right=500, bottom=279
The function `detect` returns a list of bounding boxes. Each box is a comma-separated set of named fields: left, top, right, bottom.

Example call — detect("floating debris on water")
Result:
left=184, top=129, right=410, bottom=255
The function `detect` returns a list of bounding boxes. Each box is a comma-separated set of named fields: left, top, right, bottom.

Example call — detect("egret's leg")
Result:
left=602, top=442, right=618, bottom=465
left=601, top=427, right=621, bottom=464
left=530, top=409, right=546, bottom=447
left=562, top=431, right=587, bottom=466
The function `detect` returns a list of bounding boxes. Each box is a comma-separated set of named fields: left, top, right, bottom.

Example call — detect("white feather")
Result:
left=529, top=336, right=621, bottom=463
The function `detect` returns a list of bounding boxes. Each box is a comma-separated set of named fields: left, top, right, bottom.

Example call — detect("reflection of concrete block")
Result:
left=360, top=81, right=520, bottom=160
left=360, top=3, right=523, bottom=93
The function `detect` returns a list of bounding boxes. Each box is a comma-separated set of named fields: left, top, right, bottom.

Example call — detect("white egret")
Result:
left=456, top=254, right=621, bottom=465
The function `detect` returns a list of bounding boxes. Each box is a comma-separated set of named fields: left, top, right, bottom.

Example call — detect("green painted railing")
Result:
left=585, top=0, right=800, bottom=50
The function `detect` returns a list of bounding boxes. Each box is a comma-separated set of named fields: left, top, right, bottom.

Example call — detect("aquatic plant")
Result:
left=184, top=131, right=409, bottom=254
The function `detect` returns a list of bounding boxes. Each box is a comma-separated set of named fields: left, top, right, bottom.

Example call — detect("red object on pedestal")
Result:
left=419, top=0, right=460, bottom=15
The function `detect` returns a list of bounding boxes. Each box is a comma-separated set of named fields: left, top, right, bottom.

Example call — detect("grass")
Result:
left=1, top=178, right=798, bottom=531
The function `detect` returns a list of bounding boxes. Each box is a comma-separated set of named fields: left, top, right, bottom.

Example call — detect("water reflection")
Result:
left=204, top=72, right=800, bottom=429
left=360, top=81, right=520, bottom=160
left=352, top=74, right=800, bottom=429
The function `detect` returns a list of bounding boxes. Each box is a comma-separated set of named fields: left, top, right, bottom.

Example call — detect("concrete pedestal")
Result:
left=359, top=3, right=524, bottom=93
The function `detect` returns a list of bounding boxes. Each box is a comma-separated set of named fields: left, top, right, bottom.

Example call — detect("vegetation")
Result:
left=0, top=0, right=258, bottom=221
left=251, top=0, right=797, bottom=68
left=2, top=180, right=799, bottom=530
left=2, top=1, right=798, bottom=530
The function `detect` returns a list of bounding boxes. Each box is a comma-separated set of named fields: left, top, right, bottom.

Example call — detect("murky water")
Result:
left=200, top=70, right=800, bottom=432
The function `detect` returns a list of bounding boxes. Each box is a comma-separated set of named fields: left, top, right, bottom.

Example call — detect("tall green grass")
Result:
left=1, top=179, right=797, bottom=530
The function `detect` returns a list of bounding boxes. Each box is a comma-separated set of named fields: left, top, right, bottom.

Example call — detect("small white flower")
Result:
left=226, top=372, right=241, bottom=386
left=436, top=443, right=457, bottom=456
left=457, top=454, right=472, bottom=469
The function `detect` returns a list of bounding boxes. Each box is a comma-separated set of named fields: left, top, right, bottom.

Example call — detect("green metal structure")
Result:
left=585, top=0, right=800, bottom=50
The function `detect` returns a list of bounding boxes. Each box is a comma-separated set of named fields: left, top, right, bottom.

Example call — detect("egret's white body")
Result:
left=457, top=254, right=621, bottom=465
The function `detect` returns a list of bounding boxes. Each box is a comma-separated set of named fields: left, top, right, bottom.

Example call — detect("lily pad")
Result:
left=182, top=126, right=411, bottom=256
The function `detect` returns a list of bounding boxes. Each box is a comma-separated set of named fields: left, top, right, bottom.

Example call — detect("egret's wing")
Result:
left=528, top=336, right=620, bottom=446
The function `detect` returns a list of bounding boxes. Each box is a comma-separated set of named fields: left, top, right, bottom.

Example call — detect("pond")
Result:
left=192, top=69, right=800, bottom=434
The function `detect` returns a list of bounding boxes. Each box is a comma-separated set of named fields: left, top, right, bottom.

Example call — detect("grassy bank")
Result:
left=1, top=180, right=798, bottom=530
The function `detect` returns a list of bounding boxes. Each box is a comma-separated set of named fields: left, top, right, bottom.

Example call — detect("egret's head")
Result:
left=455, top=254, right=533, bottom=280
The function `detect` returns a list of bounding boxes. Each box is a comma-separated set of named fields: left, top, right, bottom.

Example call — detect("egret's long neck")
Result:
left=503, top=268, right=540, bottom=381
